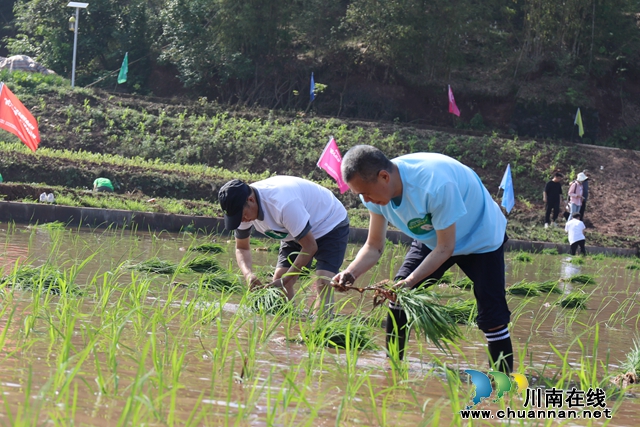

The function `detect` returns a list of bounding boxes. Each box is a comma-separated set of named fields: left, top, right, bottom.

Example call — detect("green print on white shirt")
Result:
left=264, top=230, right=289, bottom=240
left=407, top=214, right=434, bottom=235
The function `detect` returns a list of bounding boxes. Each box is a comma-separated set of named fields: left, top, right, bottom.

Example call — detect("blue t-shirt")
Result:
left=363, top=153, right=507, bottom=255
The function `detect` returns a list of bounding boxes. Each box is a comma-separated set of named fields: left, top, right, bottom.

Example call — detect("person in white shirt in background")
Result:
left=565, top=212, right=586, bottom=255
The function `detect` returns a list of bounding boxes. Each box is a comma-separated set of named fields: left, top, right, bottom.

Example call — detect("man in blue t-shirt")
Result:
left=333, top=145, right=513, bottom=373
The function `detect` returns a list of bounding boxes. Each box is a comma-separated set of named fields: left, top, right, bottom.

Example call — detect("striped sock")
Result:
left=484, top=327, right=513, bottom=373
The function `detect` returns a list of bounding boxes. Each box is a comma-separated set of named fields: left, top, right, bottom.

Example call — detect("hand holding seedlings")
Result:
left=331, top=271, right=356, bottom=292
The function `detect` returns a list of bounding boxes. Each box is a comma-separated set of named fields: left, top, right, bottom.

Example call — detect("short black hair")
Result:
left=341, top=145, right=393, bottom=183
left=554, top=172, right=564, bottom=178
left=572, top=213, right=581, bottom=219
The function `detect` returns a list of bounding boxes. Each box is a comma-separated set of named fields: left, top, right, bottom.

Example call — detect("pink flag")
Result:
left=448, top=85, right=460, bottom=117
left=0, top=82, right=40, bottom=151
left=317, top=137, right=349, bottom=193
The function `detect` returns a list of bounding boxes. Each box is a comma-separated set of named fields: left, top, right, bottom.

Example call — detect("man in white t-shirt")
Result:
left=332, top=145, right=512, bottom=373
left=565, top=212, right=587, bottom=255
left=218, top=177, right=349, bottom=313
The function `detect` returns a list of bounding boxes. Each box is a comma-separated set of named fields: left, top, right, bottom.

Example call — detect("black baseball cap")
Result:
left=218, top=179, right=250, bottom=230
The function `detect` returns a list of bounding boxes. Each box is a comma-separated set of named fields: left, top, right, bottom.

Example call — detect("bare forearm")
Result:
left=403, top=248, right=450, bottom=287
left=344, top=243, right=383, bottom=280
left=236, top=248, right=255, bottom=279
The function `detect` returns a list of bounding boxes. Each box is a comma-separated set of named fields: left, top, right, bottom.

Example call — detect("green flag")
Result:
left=574, top=107, right=584, bottom=137
left=117, top=52, right=128, bottom=84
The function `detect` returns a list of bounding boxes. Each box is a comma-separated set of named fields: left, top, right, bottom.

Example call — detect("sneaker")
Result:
left=544, top=223, right=549, bottom=229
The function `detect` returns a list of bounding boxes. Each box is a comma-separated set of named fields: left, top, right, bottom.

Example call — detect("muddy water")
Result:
left=1, top=223, right=640, bottom=426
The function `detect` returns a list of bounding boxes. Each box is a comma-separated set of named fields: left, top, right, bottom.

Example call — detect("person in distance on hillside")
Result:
left=543, top=172, right=564, bottom=228
left=218, top=177, right=349, bottom=315
left=332, top=145, right=513, bottom=373
left=93, top=177, right=114, bottom=193
left=578, top=170, right=589, bottom=221
left=568, top=172, right=587, bottom=221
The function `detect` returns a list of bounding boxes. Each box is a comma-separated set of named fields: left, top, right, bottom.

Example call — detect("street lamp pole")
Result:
left=67, top=2, right=89, bottom=88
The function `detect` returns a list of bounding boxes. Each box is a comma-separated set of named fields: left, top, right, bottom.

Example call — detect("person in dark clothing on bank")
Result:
left=579, top=171, right=589, bottom=221
left=543, top=172, right=564, bottom=228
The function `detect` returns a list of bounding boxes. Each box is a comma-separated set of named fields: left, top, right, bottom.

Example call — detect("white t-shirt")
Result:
left=236, top=176, right=348, bottom=241
left=565, top=219, right=586, bottom=244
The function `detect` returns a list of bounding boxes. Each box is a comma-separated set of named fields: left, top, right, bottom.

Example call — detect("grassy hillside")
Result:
left=1, top=71, right=639, bottom=249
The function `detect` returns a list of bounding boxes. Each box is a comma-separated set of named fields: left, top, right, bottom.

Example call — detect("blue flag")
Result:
left=499, top=164, right=515, bottom=213
left=310, top=72, right=315, bottom=102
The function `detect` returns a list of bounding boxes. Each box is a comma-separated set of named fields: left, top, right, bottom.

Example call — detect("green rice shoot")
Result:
left=438, top=271, right=455, bottom=284
left=513, top=252, right=533, bottom=263
left=568, top=274, right=596, bottom=285
left=1, top=264, right=79, bottom=294
left=558, top=290, right=589, bottom=309
left=535, top=280, right=562, bottom=294
left=541, top=248, right=559, bottom=255
left=125, top=257, right=179, bottom=274
left=507, top=280, right=540, bottom=296
left=443, top=299, right=477, bottom=325
left=185, top=255, right=221, bottom=273
left=452, top=277, right=473, bottom=290
left=626, top=263, right=640, bottom=271
left=247, top=286, right=291, bottom=315
left=303, top=317, right=377, bottom=350
left=620, top=338, right=640, bottom=376
left=188, top=243, right=225, bottom=254
left=193, top=273, right=244, bottom=293
left=570, top=257, right=585, bottom=265
left=394, top=286, right=462, bottom=352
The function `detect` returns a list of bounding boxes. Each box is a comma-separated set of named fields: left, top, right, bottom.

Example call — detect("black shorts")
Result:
left=277, top=221, right=349, bottom=274
left=395, top=236, right=510, bottom=331
left=95, top=186, right=113, bottom=193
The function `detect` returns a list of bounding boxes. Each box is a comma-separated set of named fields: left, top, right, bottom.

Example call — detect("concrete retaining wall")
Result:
left=0, top=201, right=637, bottom=257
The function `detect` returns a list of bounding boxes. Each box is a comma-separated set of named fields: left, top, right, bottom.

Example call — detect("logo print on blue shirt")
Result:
left=407, top=214, right=434, bottom=235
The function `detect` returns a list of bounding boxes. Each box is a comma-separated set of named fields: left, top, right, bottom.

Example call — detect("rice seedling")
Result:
left=393, top=286, right=463, bottom=352
left=185, top=255, right=221, bottom=273
left=193, top=273, right=244, bottom=293
left=558, top=290, right=589, bottom=309
left=626, top=262, right=640, bottom=270
left=541, top=248, right=559, bottom=255
left=443, top=299, right=477, bottom=325
left=438, top=271, right=455, bottom=284
left=570, top=256, right=585, bottom=265
left=452, top=277, right=473, bottom=290
left=125, top=257, right=180, bottom=274
left=513, top=251, right=533, bottom=262
left=188, top=242, right=225, bottom=254
left=568, top=274, right=596, bottom=285
left=247, top=286, right=292, bottom=315
left=301, top=316, right=377, bottom=350
left=507, top=280, right=540, bottom=296
left=34, top=221, right=68, bottom=230
left=535, top=279, right=562, bottom=294
left=0, top=264, right=79, bottom=294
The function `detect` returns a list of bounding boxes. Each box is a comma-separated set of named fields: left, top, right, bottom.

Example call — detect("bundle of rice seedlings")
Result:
left=185, top=255, right=221, bottom=273
left=452, top=277, right=473, bottom=290
left=541, top=248, right=559, bottom=255
left=267, top=243, right=281, bottom=253
left=247, top=286, right=291, bottom=315
left=188, top=243, right=225, bottom=254
left=438, top=271, right=455, bottom=284
left=443, top=299, right=477, bottom=325
left=507, top=280, right=540, bottom=296
left=394, top=287, right=462, bottom=352
left=570, top=257, right=585, bottom=265
left=620, top=338, right=640, bottom=376
left=513, top=252, right=533, bottom=263
left=303, top=317, right=377, bottom=350
left=535, top=280, right=562, bottom=294
left=126, top=257, right=179, bottom=274
left=194, top=273, right=244, bottom=293
left=626, top=263, right=640, bottom=271
left=558, top=290, right=589, bottom=309
left=568, top=274, right=596, bottom=285
left=35, top=221, right=67, bottom=230
left=1, top=264, right=78, bottom=294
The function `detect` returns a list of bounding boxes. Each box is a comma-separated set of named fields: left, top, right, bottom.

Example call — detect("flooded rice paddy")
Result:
left=1, top=222, right=640, bottom=426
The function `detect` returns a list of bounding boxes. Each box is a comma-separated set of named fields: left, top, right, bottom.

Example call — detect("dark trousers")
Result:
left=387, top=237, right=511, bottom=360
left=570, top=240, right=586, bottom=256
left=579, top=200, right=587, bottom=220
left=545, top=203, right=560, bottom=224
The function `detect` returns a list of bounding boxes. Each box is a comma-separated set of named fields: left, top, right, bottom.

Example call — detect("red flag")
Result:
left=317, top=137, right=349, bottom=193
left=448, top=85, right=460, bottom=117
left=0, top=82, right=41, bottom=152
